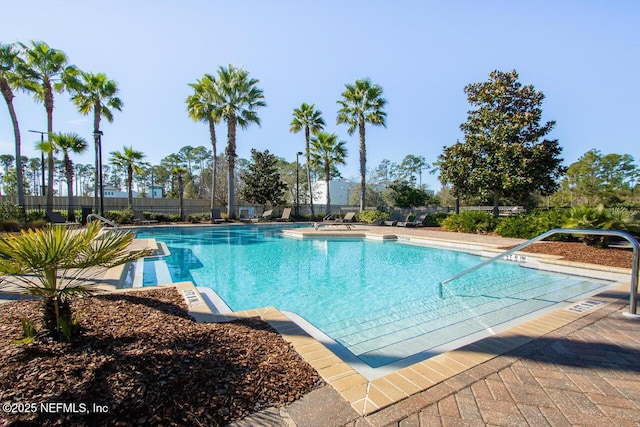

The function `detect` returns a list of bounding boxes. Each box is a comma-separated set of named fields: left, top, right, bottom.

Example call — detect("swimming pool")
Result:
left=130, top=225, right=616, bottom=370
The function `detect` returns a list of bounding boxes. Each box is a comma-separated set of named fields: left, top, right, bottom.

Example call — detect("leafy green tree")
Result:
left=19, top=41, right=77, bottom=211
left=397, top=154, right=428, bottom=187
left=337, top=78, right=387, bottom=211
left=388, top=181, right=432, bottom=208
left=216, top=65, right=266, bottom=218
left=187, top=74, right=223, bottom=213
left=439, top=70, right=565, bottom=216
left=110, top=146, right=145, bottom=208
left=52, top=133, right=88, bottom=221
left=0, top=42, right=26, bottom=208
left=240, top=149, right=287, bottom=206
left=309, top=132, right=348, bottom=214
left=555, top=149, right=638, bottom=206
left=0, top=222, right=149, bottom=341
left=67, top=71, right=123, bottom=212
left=290, top=102, right=325, bottom=216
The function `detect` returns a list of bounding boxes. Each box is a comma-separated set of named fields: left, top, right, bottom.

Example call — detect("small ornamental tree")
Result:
left=0, top=222, right=150, bottom=341
left=439, top=70, right=565, bottom=216
left=240, top=149, right=287, bottom=207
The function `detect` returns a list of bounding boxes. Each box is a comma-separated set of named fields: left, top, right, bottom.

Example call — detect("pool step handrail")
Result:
left=87, top=213, right=119, bottom=229
left=439, top=228, right=640, bottom=317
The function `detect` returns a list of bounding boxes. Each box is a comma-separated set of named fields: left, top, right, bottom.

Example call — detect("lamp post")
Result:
left=296, top=151, right=303, bottom=219
left=93, top=130, right=104, bottom=216
left=28, top=130, right=47, bottom=196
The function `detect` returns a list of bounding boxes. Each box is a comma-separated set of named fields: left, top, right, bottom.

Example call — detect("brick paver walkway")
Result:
left=351, top=292, right=640, bottom=426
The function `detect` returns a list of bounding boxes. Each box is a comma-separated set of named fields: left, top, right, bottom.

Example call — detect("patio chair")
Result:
left=275, top=207, right=292, bottom=222
left=210, top=208, right=227, bottom=224
left=397, top=213, right=428, bottom=227
left=45, top=211, right=80, bottom=228
left=133, top=210, right=158, bottom=225
left=251, top=209, right=273, bottom=223
left=383, top=213, right=403, bottom=226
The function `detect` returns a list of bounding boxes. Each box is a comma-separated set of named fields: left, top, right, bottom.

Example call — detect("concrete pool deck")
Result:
left=225, top=225, right=640, bottom=426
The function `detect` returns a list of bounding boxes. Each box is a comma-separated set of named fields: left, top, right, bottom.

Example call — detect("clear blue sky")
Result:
left=1, top=1, right=638, bottom=191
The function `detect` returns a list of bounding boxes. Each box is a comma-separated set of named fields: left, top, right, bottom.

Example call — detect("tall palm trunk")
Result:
left=226, top=114, right=237, bottom=219
left=305, top=125, right=314, bottom=217
left=45, top=84, right=54, bottom=212
left=93, top=103, right=102, bottom=213
left=209, top=120, right=217, bottom=214
left=358, top=115, right=366, bottom=211
left=64, top=155, right=75, bottom=221
left=324, top=160, right=331, bottom=215
left=0, top=80, right=24, bottom=208
left=127, top=166, right=133, bottom=208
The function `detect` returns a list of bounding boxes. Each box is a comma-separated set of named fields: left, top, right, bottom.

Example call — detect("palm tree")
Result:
left=290, top=103, right=325, bottom=217
left=0, top=42, right=26, bottom=209
left=187, top=74, right=223, bottom=217
left=0, top=222, right=150, bottom=342
left=337, top=79, right=387, bottom=211
left=215, top=65, right=266, bottom=219
left=19, top=41, right=76, bottom=212
left=172, top=166, right=188, bottom=221
left=52, top=133, right=88, bottom=222
left=110, top=146, right=145, bottom=208
left=67, top=71, right=123, bottom=213
left=309, top=132, right=348, bottom=215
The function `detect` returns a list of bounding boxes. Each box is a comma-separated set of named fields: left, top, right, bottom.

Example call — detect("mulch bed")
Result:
left=0, top=288, right=323, bottom=426
left=509, top=241, right=634, bottom=269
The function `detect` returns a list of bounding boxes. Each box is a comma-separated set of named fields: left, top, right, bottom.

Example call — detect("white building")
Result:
left=312, top=179, right=355, bottom=207
left=146, top=184, right=164, bottom=198
left=103, top=184, right=137, bottom=198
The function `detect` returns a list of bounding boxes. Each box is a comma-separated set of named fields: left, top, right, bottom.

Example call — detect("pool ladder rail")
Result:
left=439, top=228, right=640, bottom=319
left=87, top=213, right=119, bottom=229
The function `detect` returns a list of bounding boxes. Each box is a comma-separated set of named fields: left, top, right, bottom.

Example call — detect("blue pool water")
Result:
left=132, top=225, right=614, bottom=369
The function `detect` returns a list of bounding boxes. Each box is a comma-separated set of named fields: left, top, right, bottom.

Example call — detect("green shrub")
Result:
left=0, top=219, right=22, bottom=232
left=147, top=212, right=180, bottom=223
left=356, top=210, right=391, bottom=224
left=441, top=211, right=498, bottom=234
left=495, top=209, right=569, bottom=240
left=0, top=202, right=24, bottom=222
left=104, top=209, right=135, bottom=225
left=187, top=213, right=210, bottom=223
left=25, top=219, right=48, bottom=230
left=423, top=212, right=449, bottom=227
left=563, top=204, right=640, bottom=247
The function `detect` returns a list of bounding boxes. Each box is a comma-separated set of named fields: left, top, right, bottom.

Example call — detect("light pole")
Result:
left=28, top=130, right=47, bottom=196
left=296, top=151, right=303, bottom=219
left=93, top=130, right=104, bottom=216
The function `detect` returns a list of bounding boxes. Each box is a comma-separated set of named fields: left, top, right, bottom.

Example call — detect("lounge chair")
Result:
left=133, top=210, right=158, bottom=225
left=383, top=213, right=403, bottom=226
left=251, top=209, right=273, bottom=223
left=397, top=213, right=428, bottom=227
left=210, top=208, right=227, bottom=224
left=275, top=207, right=292, bottom=222
left=315, top=211, right=355, bottom=230
left=45, top=211, right=80, bottom=228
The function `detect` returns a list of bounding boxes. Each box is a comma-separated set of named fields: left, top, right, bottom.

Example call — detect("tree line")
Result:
left=3, top=40, right=638, bottom=219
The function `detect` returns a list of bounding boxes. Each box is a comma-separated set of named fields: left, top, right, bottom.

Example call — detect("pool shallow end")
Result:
left=164, top=280, right=631, bottom=416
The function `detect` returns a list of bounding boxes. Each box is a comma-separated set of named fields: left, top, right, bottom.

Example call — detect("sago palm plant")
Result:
left=0, top=222, right=150, bottom=341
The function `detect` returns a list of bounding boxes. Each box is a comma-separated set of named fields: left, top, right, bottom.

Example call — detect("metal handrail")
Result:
left=440, top=228, right=640, bottom=317
left=86, top=213, right=119, bottom=229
